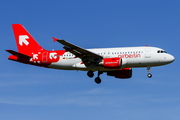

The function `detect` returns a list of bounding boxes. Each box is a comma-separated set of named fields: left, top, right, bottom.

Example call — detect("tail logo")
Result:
left=19, top=35, right=29, bottom=46
left=49, top=53, right=57, bottom=59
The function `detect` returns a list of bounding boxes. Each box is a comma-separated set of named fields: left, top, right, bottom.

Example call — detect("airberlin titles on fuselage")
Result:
left=118, top=53, right=141, bottom=58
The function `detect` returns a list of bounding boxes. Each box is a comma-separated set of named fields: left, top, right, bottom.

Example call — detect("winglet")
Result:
left=52, top=37, right=58, bottom=42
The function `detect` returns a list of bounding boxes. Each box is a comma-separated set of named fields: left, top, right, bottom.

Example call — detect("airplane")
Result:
left=6, top=24, right=175, bottom=84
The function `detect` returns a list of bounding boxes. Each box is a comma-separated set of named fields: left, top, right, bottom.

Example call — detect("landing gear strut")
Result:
left=94, top=71, right=103, bottom=84
left=147, top=67, right=152, bottom=78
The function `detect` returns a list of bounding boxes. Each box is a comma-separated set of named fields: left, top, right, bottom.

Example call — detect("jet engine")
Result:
left=99, top=57, right=127, bottom=68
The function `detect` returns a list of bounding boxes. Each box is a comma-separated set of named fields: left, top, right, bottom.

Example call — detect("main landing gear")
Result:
left=87, top=70, right=94, bottom=78
left=147, top=67, right=152, bottom=78
left=87, top=71, right=103, bottom=84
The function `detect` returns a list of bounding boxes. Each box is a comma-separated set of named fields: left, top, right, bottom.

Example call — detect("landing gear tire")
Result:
left=147, top=67, right=152, bottom=78
left=95, top=77, right=101, bottom=84
left=147, top=73, right=152, bottom=78
left=87, top=71, right=94, bottom=78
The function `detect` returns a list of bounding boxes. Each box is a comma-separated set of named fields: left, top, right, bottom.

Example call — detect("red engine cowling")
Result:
left=107, top=68, right=132, bottom=79
left=102, top=57, right=122, bottom=68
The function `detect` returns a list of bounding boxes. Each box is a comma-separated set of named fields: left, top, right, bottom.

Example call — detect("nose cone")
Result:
left=167, top=54, right=175, bottom=63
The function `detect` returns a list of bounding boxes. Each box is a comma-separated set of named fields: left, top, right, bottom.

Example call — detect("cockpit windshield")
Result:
left=157, top=50, right=167, bottom=53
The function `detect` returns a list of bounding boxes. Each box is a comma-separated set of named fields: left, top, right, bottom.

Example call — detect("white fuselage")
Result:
left=49, top=46, right=174, bottom=71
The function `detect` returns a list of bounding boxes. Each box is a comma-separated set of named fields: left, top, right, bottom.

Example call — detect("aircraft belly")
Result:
left=126, top=57, right=143, bottom=67
left=126, top=56, right=164, bottom=67
left=49, top=59, right=81, bottom=70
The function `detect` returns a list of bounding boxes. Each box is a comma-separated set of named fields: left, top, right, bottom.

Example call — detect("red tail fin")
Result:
left=12, top=24, right=44, bottom=55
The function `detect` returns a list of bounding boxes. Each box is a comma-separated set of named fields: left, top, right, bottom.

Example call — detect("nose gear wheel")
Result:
left=147, top=67, right=152, bottom=78
left=147, top=73, right=152, bottom=78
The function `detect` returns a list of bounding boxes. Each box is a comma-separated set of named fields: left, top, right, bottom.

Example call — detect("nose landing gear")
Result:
left=147, top=67, right=152, bottom=78
left=147, top=73, right=152, bottom=78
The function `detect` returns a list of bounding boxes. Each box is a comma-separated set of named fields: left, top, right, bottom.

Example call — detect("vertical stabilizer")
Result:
left=12, top=24, right=44, bottom=55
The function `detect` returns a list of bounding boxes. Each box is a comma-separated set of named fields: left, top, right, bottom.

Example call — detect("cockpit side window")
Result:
left=157, top=50, right=167, bottom=53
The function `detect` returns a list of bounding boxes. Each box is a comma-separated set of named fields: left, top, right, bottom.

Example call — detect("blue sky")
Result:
left=0, top=0, right=179, bottom=120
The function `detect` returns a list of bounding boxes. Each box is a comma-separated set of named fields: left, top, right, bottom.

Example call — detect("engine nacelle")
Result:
left=99, top=57, right=127, bottom=68
left=103, top=57, right=121, bottom=68
left=107, top=68, right=132, bottom=79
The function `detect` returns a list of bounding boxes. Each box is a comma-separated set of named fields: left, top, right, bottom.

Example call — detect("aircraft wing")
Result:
left=53, top=38, right=103, bottom=62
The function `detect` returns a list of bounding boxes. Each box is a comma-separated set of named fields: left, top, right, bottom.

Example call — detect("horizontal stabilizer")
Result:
left=6, top=50, right=31, bottom=59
